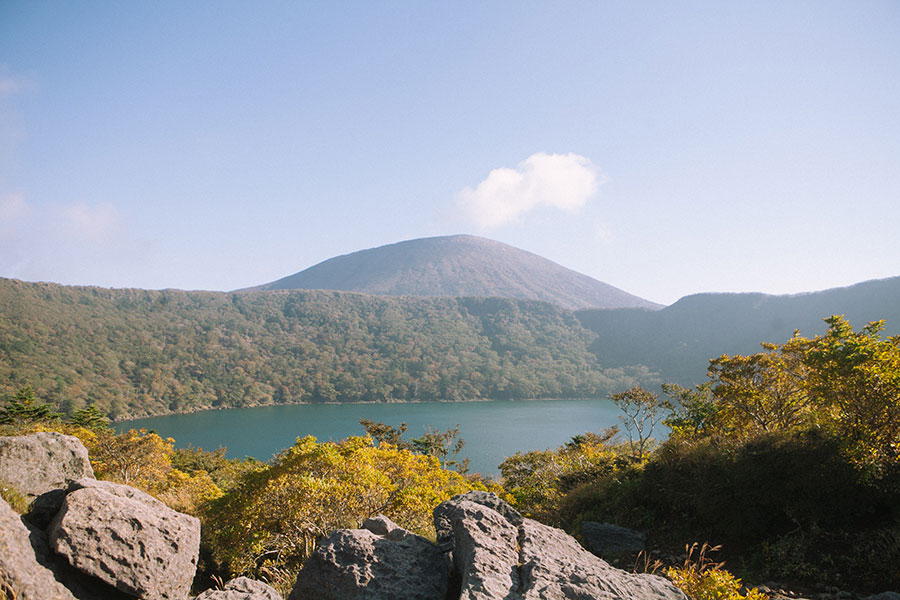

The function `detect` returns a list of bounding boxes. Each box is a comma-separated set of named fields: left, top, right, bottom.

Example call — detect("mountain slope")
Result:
left=0, top=278, right=656, bottom=420
left=577, top=275, right=900, bottom=385
left=248, top=235, right=661, bottom=311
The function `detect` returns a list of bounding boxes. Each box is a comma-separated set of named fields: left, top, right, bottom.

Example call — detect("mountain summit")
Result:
left=249, top=235, right=661, bottom=310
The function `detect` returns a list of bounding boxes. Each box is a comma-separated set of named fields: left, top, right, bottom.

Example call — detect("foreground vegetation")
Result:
left=0, top=278, right=654, bottom=420
left=3, top=313, right=899, bottom=597
left=502, top=315, right=900, bottom=592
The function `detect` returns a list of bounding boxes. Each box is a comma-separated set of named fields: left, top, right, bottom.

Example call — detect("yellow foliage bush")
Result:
left=157, top=468, right=224, bottom=517
left=86, top=428, right=175, bottom=492
left=206, top=435, right=485, bottom=577
left=665, top=543, right=767, bottom=600
left=499, top=428, right=628, bottom=525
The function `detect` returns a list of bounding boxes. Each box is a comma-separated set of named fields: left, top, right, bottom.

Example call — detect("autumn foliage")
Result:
left=204, top=435, right=485, bottom=578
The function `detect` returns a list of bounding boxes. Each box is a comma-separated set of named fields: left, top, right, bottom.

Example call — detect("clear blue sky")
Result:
left=1, top=1, right=898, bottom=305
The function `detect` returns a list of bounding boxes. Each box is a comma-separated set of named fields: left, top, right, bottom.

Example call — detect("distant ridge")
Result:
left=247, top=235, right=661, bottom=311
left=577, top=275, right=900, bottom=384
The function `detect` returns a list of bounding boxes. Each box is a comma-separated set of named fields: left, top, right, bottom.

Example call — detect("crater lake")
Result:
left=117, top=398, right=628, bottom=475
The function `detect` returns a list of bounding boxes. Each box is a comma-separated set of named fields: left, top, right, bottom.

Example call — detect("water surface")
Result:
left=118, top=399, right=624, bottom=475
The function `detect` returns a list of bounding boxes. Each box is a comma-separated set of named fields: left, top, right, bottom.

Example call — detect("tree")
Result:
left=411, top=424, right=469, bottom=473
left=0, top=385, right=60, bottom=426
left=87, top=428, right=175, bottom=491
left=660, top=382, right=718, bottom=439
left=802, top=315, right=900, bottom=470
left=609, top=386, right=665, bottom=461
left=69, top=404, right=111, bottom=431
left=707, top=338, right=812, bottom=440
left=359, top=419, right=409, bottom=447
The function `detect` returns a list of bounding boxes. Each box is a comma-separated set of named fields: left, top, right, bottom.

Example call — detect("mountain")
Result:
left=0, top=278, right=656, bottom=420
left=3, top=266, right=898, bottom=421
left=247, top=235, right=661, bottom=311
left=576, top=275, right=900, bottom=385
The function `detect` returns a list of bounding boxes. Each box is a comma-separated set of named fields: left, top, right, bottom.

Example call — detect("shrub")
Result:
left=205, top=435, right=484, bottom=578
left=665, top=543, right=767, bottom=600
left=0, top=479, right=29, bottom=513
left=499, top=428, right=626, bottom=525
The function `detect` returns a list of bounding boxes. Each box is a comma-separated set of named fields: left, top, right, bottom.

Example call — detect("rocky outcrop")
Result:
left=288, top=493, right=684, bottom=600
left=435, top=491, right=684, bottom=600
left=580, top=521, right=647, bottom=559
left=289, top=515, right=448, bottom=600
left=1, top=432, right=200, bottom=600
left=434, top=497, right=522, bottom=599
left=0, top=494, right=79, bottom=600
left=194, top=577, right=282, bottom=600
left=49, top=478, right=201, bottom=600
left=518, top=517, right=679, bottom=599
left=0, top=432, right=94, bottom=497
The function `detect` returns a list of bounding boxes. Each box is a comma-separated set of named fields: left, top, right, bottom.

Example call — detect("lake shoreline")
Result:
left=112, top=396, right=606, bottom=424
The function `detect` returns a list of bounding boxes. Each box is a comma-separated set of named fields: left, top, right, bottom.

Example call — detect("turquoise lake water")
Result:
left=117, top=399, right=627, bottom=475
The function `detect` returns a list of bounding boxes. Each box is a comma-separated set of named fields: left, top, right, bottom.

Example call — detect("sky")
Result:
left=1, top=1, right=898, bottom=306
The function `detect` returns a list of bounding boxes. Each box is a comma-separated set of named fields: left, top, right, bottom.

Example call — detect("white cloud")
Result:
left=0, top=192, right=31, bottom=225
left=457, top=152, right=603, bottom=228
left=0, top=65, right=25, bottom=99
left=0, top=77, right=23, bottom=98
left=61, top=202, right=122, bottom=240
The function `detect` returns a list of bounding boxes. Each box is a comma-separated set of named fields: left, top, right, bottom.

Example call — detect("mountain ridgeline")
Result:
left=1, top=233, right=898, bottom=421
left=0, top=278, right=654, bottom=420
left=576, top=275, right=900, bottom=385
left=248, top=235, right=662, bottom=311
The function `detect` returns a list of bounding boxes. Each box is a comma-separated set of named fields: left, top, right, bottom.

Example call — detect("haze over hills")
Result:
left=1, top=268, right=899, bottom=419
left=247, top=235, right=662, bottom=311
left=576, top=275, right=900, bottom=385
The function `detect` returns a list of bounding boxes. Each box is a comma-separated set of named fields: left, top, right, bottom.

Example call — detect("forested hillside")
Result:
left=577, top=275, right=900, bottom=385
left=0, top=278, right=653, bottom=420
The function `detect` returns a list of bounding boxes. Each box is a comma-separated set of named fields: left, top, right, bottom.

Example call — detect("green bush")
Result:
left=559, top=429, right=900, bottom=589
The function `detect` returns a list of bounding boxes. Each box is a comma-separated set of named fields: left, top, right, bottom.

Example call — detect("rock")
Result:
left=26, top=488, right=68, bottom=530
left=0, top=432, right=94, bottom=497
left=433, top=491, right=685, bottom=600
left=194, top=577, right=282, bottom=600
left=580, top=521, right=647, bottom=558
left=433, top=497, right=522, bottom=600
left=48, top=478, right=200, bottom=600
left=864, top=594, right=900, bottom=600
left=66, top=477, right=171, bottom=509
left=362, top=514, right=413, bottom=541
left=519, top=518, right=683, bottom=599
left=0, top=494, right=79, bottom=600
left=289, top=522, right=447, bottom=600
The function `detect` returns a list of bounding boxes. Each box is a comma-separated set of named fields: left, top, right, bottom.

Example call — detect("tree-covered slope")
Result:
left=249, top=235, right=661, bottom=311
left=576, top=275, right=900, bottom=385
left=0, top=278, right=653, bottom=420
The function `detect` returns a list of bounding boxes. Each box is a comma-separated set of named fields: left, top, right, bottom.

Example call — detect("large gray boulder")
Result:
left=288, top=515, right=447, bottom=600
left=48, top=478, right=200, bottom=600
left=0, top=494, right=79, bottom=600
left=434, top=491, right=685, bottom=600
left=194, top=577, right=282, bottom=600
left=580, top=521, right=647, bottom=559
left=433, top=497, right=522, bottom=600
left=0, top=432, right=94, bottom=497
left=519, top=518, right=681, bottom=599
